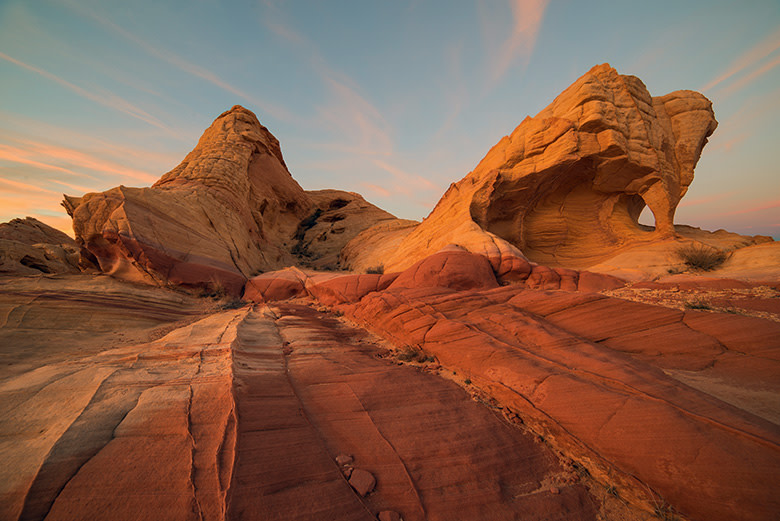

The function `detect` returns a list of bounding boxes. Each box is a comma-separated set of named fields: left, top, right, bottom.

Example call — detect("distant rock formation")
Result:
left=0, top=217, right=80, bottom=275
left=343, top=64, right=720, bottom=272
left=63, top=106, right=393, bottom=294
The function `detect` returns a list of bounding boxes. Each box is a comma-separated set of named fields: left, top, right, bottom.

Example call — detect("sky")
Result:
left=0, top=0, right=778, bottom=239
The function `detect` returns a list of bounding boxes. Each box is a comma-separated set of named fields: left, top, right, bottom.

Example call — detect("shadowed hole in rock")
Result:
left=328, top=198, right=350, bottom=210
left=19, top=255, right=52, bottom=273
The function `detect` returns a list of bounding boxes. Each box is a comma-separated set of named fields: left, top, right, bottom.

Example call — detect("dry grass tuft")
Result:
left=675, top=244, right=730, bottom=271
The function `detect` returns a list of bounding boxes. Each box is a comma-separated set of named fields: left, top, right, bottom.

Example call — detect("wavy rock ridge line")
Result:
left=343, top=64, right=719, bottom=272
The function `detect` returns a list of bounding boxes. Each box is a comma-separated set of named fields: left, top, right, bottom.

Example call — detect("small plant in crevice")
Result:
left=220, top=298, right=246, bottom=310
left=675, top=244, right=730, bottom=272
left=198, top=280, right=228, bottom=300
left=464, top=378, right=472, bottom=385
left=605, top=484, right=619, bottom=497
left=684, top=300, right=712, bottom=311
left=645, top=485, right=680, bottom=521
left=396, top=348, right=430, bottom=364
left=652, top=501, right=680, bottom=521
left=366, top=265, right=384, bottom=275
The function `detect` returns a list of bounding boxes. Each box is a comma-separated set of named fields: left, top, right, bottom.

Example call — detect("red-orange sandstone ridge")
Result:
left=1, top=64, right=778, bottom=521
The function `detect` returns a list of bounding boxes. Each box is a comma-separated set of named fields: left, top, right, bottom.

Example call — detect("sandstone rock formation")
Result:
left=0, top=217, right=80, bottom=275
left=343, top=63, right=721, bottom=272
left=292, top=189, right=396, bottom=270
left=243, top=247, right=625, bottom=306
left=331, top=256, right=780, bottom=521
left=63, top=106, right=392, bottom=295
left=0, top=276, right=619, bottom=521
left=4, top=63, right=779, bottom=521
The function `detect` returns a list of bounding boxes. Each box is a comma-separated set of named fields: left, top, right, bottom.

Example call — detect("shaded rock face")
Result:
left=343, top=64, right=718, bottom=272
left=0, top=217, right=80, bottom=275
left=63, top=106, right=393, bottom=294
left=293, top=189, right=396, bottom=270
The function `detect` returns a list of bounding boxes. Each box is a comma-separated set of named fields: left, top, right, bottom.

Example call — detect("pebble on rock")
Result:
left=348, top=468, right=376, bottom=497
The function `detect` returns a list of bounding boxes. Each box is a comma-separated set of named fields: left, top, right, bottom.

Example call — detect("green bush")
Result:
left=366, top=265, right=384, bottom=275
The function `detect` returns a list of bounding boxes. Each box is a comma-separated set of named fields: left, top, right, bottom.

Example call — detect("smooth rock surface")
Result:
left=338, top=278, right=780, bottom=521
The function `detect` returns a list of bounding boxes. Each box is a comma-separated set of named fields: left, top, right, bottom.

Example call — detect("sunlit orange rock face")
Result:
left=63, top=106, right=393, bottom=295
left=343, top=63, right=719, bottom=272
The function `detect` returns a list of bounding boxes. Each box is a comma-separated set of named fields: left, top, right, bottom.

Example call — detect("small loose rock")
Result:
left=378, top=511, right=403, bottom=521
left=349, top=468, right=376, bottom=496
left=336, top=454, right=353, bottom=466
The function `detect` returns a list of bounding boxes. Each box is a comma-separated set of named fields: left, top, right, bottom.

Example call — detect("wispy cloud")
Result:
left=48, top=178, right=95, bottom=193
left=720, top=199, right=780, bottom=217
left=59, top=0, right=293, bottom=124
left=706, top=86, right=780, bottom=152
left=373, top=159, right=438, bottom=192
left=0, top=51, right=175, bottom=134
left=0, top=112, right=183, bottom=171
left=0, top=144, right=88, bottom=178
left=317, top=77, right=394, bottom=157
left=13, top=139, right=157, bottom=183
left=0, top=194, right=73, bottom=235
left=260, top=12, right=396, bottom=159
left=0, top=177, right=60, bottom=195
left=702, top=26, right=780, bottom=93
left=484, top=0, right=549, bottom=90
left=360, top=182, right=392, bottom=198
left=719, top=55, right=780, bottom=98
left=0, top=140, right=156, bottom=184
left=678, top=192, right=734, bottom=208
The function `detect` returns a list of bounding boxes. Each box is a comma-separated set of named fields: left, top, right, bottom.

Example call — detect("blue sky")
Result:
left=1, top=0, right=778, bottom=238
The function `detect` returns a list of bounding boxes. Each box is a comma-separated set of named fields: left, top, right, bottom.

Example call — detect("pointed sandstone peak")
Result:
left=153, top=105, right=309, bottom=219
left=63, top=106, right=394, bottom=294
left=63, top=106, right=314, bottom=293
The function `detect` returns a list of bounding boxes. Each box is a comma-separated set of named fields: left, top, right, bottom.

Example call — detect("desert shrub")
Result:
left=675, top=244, right=730, bottom=271
left=397, top=348, right=429, bottom=363
left=464, top=378, right=472, bottom=385
left=684, top=300, right=712, bottom=310
left=653, top=501, right=679, bottom=521
left=198, top=280, right=227, bottom=300
left=220, top=298, right=246, bottom=310
left=366, top=264, right=384, bottom=275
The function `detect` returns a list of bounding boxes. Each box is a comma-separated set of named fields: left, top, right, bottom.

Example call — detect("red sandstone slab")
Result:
left=339, top=284, right=780, bottom=521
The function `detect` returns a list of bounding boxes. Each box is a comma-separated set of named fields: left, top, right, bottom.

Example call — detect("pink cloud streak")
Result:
left=702, top=26, right=780, bottom=93
left=487, top=0, right=550, bottom=88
